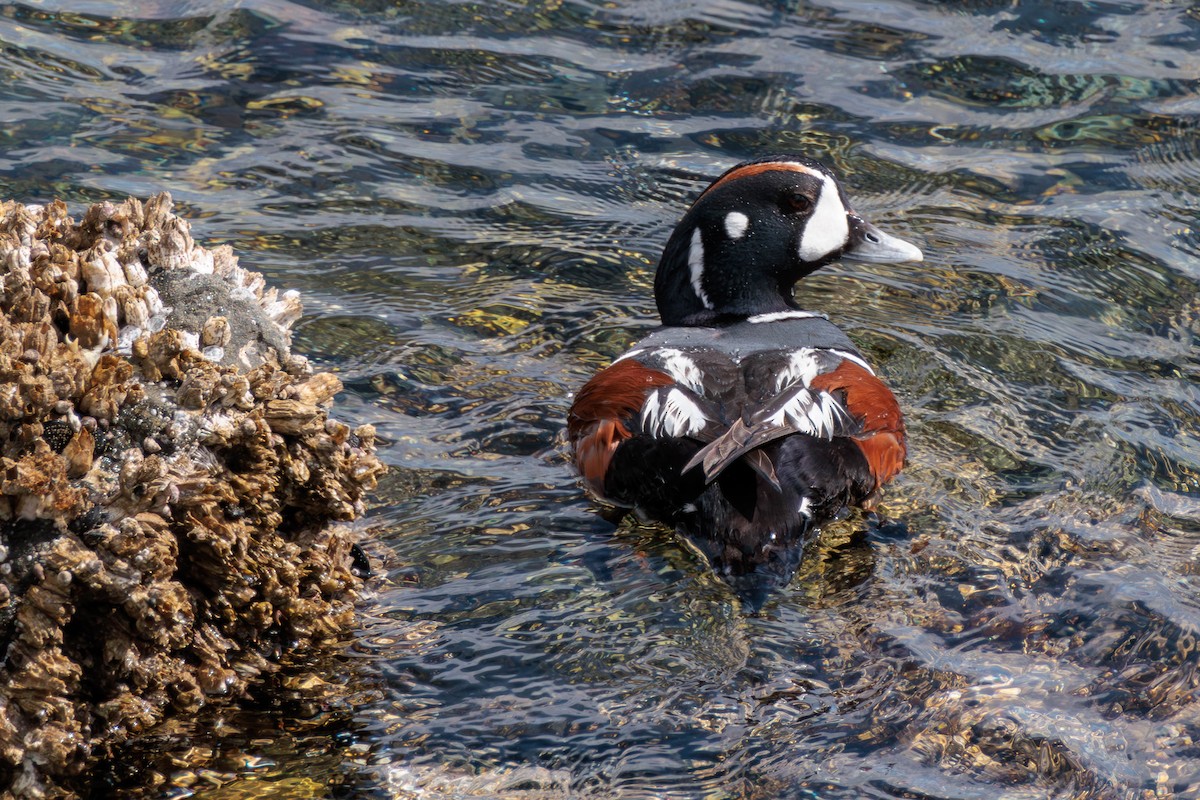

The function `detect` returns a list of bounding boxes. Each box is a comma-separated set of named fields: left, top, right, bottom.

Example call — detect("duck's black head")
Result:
left=654, top=155, right=923, bottom=326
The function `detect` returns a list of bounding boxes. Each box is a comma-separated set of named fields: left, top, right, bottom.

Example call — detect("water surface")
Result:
left=3, top=1, right=1200, bottom=797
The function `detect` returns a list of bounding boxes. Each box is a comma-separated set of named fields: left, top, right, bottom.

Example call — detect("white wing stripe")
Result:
left=641, top=388, right=708, bottom=438
left=763, top=388, right=848, bottom=439
left=830, top=348, right=876, bottom=376
left=775, top=348, right=822, bottom=392
left=614, top=348, right=644, bottom=363
left=656, top=348, right=705, bottom=394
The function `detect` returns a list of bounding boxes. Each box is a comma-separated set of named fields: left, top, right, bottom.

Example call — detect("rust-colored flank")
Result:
left=810, top=359, right=907, bottom=489
left=567, top=358, right=675, bottom=492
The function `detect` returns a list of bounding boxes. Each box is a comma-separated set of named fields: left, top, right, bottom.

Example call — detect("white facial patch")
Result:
left=798, top=173, right=850, bottom=262
left=724, top=211, right=749, bottom=240
left=687, top=228, right=713, bottom=309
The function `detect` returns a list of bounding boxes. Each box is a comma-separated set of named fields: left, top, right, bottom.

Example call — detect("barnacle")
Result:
left=0, top=194, right=385, bottom=800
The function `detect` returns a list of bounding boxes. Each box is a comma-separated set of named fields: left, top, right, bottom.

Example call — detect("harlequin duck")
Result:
left=567, top=155, right=923, bottom=602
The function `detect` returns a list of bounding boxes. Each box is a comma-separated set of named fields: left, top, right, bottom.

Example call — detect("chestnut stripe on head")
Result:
left=694, top=160, right=824, bottom=202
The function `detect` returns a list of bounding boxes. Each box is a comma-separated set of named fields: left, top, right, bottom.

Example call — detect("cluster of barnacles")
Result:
left=0, top=194, right=385, bottom=799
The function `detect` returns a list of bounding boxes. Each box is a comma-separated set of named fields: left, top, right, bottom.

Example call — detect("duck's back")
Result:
left=568, top=312, right=905, bottom=582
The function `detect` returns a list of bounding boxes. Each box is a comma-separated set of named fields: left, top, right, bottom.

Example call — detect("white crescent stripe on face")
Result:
left=687, top=228, right=713, bottom=309
left=798, top=173, right=850, bottom=262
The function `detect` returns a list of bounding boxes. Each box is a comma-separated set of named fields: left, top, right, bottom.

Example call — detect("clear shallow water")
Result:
left=3, top=0, right=1200, bottom=797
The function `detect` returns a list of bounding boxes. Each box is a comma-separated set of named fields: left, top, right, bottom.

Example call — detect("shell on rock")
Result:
left=80, top=242, right=127, bottom=294
left=199, top=316, right=230, bottom=348
left=0, top=193, right=386, bottom=800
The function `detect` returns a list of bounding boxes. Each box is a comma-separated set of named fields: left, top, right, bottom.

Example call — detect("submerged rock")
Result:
left=0, top=194, right=385, bottom=799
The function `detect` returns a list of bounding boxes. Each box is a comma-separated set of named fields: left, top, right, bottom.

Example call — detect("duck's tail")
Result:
left=675, top=435, right=876, bottom=608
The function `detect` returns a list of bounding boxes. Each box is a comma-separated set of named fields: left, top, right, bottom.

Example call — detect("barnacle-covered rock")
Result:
left=0, top=194, right=385, bottom=800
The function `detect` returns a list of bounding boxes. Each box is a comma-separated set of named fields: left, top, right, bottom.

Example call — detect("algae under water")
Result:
left=3, top=0, right=1200, bottom=797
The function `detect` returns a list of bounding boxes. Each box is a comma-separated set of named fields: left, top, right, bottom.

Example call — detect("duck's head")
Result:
left=654, top=155, right=923, bottom=326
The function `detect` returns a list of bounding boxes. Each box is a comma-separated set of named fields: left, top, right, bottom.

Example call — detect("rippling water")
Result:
left=4, top=1, right=1200, bottom=797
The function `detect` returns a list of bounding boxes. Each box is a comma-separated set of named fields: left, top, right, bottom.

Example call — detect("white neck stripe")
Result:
left=746, top=310, right=828, bottom=324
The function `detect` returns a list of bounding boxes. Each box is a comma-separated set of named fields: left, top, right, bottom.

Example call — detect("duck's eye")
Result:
left=784, top=191, right=814, bottom=214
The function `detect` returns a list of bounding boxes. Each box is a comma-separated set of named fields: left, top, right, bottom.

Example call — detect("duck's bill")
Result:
left=844, top=217, right=924, bottom=263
